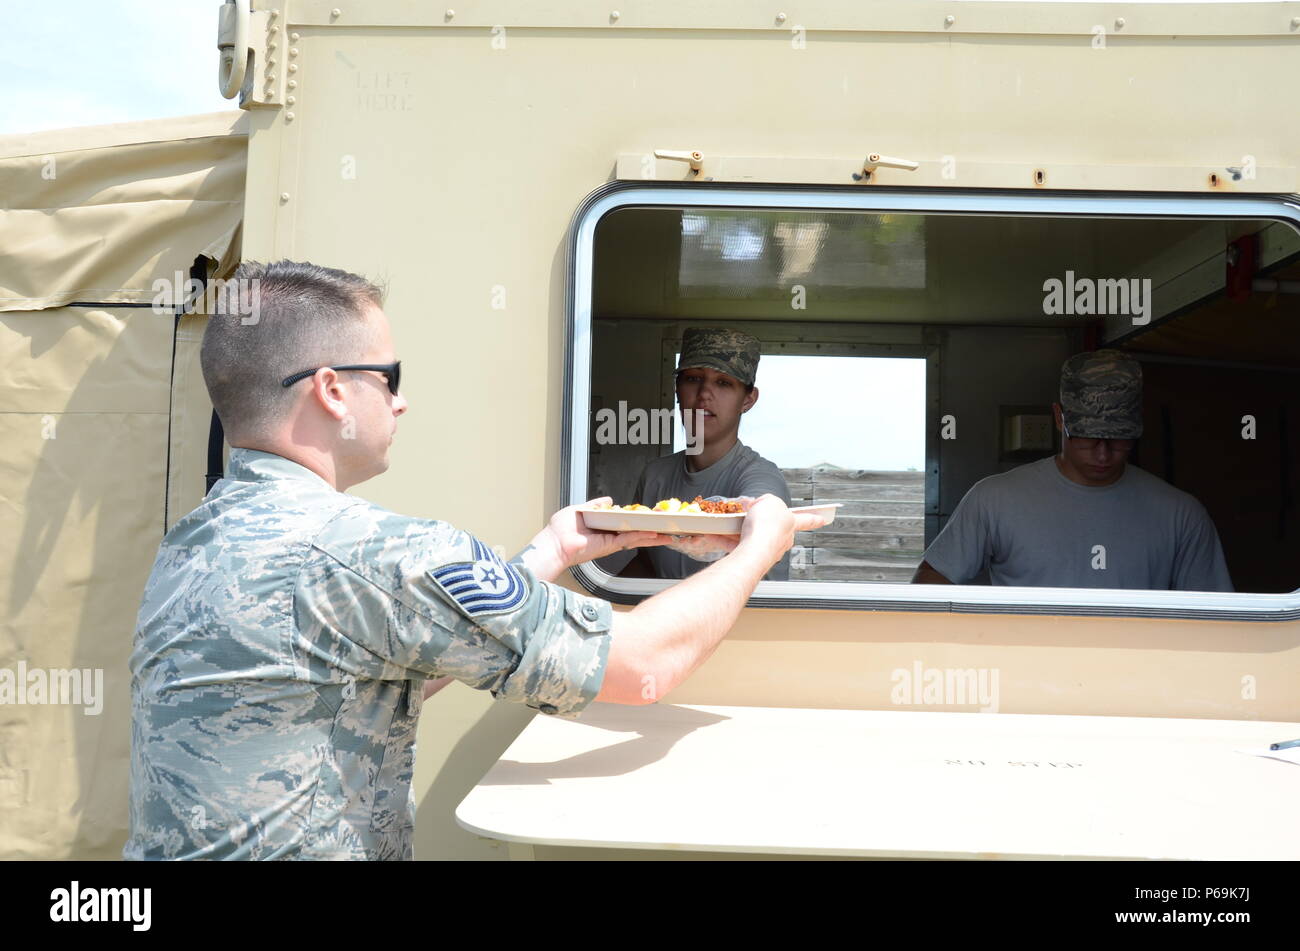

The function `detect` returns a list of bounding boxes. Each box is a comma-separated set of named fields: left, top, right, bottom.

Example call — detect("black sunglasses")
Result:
left=281, top=361, right=401, bottom=396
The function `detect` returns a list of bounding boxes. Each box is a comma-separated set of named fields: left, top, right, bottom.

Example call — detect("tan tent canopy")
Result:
left=0, top=112, right=246, bottom=859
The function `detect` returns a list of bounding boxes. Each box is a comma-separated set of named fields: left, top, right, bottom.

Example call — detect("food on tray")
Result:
left=654, top=498, right=702, bottom=514
left=593, top=496, right=743, bottom=515
left=581, top=499, right=839, bottom=537
left=693, top=496, right=745, bottom=514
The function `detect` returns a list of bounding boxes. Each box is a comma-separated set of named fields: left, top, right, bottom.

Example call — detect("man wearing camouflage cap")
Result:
left=124, top=263, right=824, bottom=860
left=912, top=349, right=1232, bottom=590
left=622, top=327, right=794, bottom=581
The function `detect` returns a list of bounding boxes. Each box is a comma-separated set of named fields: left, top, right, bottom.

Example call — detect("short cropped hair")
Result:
left=200, top=260, right=386, bottom=440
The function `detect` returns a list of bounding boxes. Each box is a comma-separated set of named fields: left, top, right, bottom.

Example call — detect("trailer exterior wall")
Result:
left=230, top=4, right=1300, bottom=859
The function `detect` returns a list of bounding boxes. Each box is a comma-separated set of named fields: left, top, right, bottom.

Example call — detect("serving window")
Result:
left=565, top=186, right=1300, bottom=619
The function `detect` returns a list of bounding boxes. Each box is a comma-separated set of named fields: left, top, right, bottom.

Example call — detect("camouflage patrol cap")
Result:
left=677, top=327, right=761, bottom=387
left=1059, top=349, right=1144, bottom=440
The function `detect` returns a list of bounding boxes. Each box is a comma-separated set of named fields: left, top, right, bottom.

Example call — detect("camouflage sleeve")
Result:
left=300, top=501, right=612, bottom=718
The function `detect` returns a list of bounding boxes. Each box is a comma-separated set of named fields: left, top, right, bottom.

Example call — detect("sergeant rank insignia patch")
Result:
left=429, top=537, right=528, bottom=618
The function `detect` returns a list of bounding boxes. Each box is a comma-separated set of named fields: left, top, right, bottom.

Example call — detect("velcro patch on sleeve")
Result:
left=428, top=536, right=528, bottom=618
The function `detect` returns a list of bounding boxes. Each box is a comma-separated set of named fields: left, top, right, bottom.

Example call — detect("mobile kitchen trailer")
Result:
left=1, top=0, right=1298, bottom=859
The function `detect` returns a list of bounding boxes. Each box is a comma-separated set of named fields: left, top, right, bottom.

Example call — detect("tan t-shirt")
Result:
left=635, top=441, right=793, bottom=581
left=923, top=456, right=1234, bottom=590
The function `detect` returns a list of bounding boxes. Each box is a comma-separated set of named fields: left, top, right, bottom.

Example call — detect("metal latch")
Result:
left=654, top=149, right=704, bottom=175
left=854, top=152, right=920, bottom=182
left=217, top=0, right=250, bottom=99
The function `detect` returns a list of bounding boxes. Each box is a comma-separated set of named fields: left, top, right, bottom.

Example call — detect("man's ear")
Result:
left=313, top=369, right=350, bottom=421
left=741, top=385, right=759, bottom=413
left=1052, top=402, right=1063, bottom=433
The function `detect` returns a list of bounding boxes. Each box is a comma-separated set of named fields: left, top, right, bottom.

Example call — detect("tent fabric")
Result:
left=0, top=112, right=246, bottom=859
left=0, top=111, right=246, bottom=312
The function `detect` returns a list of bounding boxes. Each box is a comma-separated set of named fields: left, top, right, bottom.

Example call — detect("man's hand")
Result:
left=660, top=496, right=754, bottom=561
left=910, top=559, right=954, bottom=584
left=736, top=494, right=820, bottom=568
left=516, top=497, right=673, bottom=583
left=670, top=498, right=832, bottom=563
left=597, top=496, right=833, bottom=705
left=422, top=675, right=455, bottom=700
left=664, top=533, right=736, bottom=561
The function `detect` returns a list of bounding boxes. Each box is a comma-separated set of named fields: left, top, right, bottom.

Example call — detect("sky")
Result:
left=672, top=355, right=927, bottom=471
left=0, top=2, right=233, bottom=136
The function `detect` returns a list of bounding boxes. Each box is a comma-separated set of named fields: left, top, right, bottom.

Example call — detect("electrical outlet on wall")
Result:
left=999, top=405, right=1056, bottom=462
left=1008, top=414, right=1054, bottom=451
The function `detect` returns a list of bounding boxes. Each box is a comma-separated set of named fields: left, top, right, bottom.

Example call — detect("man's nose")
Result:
left=394, top=393, right=409, bottom=416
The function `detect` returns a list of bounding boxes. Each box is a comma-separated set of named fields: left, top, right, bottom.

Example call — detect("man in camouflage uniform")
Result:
left=618, top=327, right=793, bottom=581
left=125, top=261, right=821, bottom=860
left=912, top=349, right=1232, bottom=590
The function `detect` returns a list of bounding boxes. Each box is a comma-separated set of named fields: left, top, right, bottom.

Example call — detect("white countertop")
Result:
left=455, top=703, right=1300, bottom=860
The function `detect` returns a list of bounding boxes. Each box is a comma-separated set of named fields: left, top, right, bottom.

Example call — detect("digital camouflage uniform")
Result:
left=125, top=448, right=612, bottom=860
left=1059, top=349, right=1143, bottom=439
left=677, top=327, right=760, bottom=386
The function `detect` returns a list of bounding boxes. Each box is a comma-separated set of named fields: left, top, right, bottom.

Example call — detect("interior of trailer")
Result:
left=586, top=205, right=1300, bottom=594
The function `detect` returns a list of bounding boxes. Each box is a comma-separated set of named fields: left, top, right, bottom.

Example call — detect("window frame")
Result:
left=563, top=183, right=1300, bottom=620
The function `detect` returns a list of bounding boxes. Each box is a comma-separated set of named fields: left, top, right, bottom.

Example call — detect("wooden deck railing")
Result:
left=783, top=466, right=925, bottom=583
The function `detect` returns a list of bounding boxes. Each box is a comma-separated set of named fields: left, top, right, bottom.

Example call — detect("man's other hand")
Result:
left=738, top=494, right=821, bottom=568
left=550, top=497, right=672, bottom=566
left=517, top=497, right=672, bottom=582
left=910, top=559, right=955, bottom=584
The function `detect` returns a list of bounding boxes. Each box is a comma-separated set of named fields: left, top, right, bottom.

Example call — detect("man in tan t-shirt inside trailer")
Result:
left=912, top=349, right=1232, bottom=591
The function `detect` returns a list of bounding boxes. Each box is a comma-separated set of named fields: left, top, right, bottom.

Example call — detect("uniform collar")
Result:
left=224, top=447, right=336, bottom=490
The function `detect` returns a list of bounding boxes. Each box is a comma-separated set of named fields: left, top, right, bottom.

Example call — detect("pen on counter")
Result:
left=1268, top=738, right=1300, bottom=751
